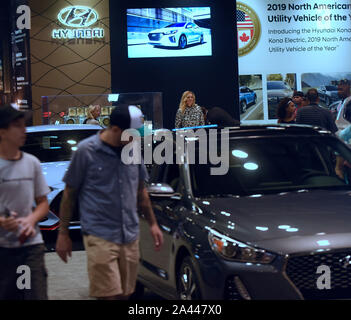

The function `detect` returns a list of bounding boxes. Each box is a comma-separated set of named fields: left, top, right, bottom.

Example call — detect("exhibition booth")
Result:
left=1, top=0, right=351, bottom=128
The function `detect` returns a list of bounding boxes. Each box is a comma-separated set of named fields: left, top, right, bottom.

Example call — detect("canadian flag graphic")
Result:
left=238, top=29, right=253, bottom=49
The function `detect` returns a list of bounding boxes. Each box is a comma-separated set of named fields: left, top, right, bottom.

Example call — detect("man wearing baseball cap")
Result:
left=56, top=104, right=163, bottom=300
left=0, top=104, right=50, bottom=299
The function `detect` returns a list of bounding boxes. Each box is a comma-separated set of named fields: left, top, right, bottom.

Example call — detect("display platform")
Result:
left=41, top=92, right=163, bottom=129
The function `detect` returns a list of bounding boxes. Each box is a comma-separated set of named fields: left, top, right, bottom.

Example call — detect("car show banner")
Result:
left=10, top=0, right=32, bottom=118
left=237, top=0, right=351, bottom=122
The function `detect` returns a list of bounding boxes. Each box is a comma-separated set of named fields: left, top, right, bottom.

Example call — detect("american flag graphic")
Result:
left=236, top=9, right=254, bottom=48
left=237, top=10, right=253, bottom=28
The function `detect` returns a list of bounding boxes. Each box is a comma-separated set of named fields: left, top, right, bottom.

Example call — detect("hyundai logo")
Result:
left=339, top=255, right=351, bottom=269
left=57, top=6, right=98, bottom=28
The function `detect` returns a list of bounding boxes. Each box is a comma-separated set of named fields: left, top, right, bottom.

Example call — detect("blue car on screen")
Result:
left=239, top=86, right=257, bottom=113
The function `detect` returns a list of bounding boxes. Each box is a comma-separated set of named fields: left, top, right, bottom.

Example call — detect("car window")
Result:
left=22, top=129, right=98, bottom=162
left=190, top=136, right=351, bottom=197
left=166, top=22, right=186, bottom=28
left=267, top=82, right=290, bottom=90
left=164, top=164, right=180, bottom=190
left=325, top=86, right=337, bottom=91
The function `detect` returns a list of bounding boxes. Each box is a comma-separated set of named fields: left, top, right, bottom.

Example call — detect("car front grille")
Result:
left=285, top=250, right=351, bottom=299
left=148, top=33, right=161, bottom=41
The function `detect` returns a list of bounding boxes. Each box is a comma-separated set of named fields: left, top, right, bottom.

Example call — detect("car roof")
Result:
left=156, top=124, right=332, bottom=139
left=26, top=124, right=101, bottom=133
left=226, top=124, right=330, bottom=137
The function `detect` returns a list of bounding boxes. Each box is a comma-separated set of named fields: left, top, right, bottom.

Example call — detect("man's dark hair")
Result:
left=206, top=107, right=240, bottom=127
left=306, top=88, right=319, bottom=103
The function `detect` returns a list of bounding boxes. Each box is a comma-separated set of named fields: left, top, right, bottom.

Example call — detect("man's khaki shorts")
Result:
left=83, top=234, right=140, bottom=298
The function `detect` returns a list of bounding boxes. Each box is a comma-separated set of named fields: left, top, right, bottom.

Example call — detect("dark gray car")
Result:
left=137, top=125, right=351, bottom=300
left=267, top=81, right=294, bottom=119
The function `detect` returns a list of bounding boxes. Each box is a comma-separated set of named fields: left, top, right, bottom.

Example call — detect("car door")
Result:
left=247, top=88, right=255, bottom=104
left=240, top=87, right=250, bottom=104
left=138, top=163, right=183, bottom=293
left=186, top=23, right=197, bottom=43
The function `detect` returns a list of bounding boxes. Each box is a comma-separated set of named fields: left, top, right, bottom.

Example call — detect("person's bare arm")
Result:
left=137, top=181, right=163, bottom=251
left=55, top=185, right=78, bottom=262
left=17, top=195, right=49, bottom=238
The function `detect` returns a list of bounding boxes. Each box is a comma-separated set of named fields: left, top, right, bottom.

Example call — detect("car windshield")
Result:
left=166, top=22, right=186, bottom=28
left=21, top=129, right=98, bottom=162
left=190, top=136, right=351, bottom=197
left=325, top=85, right=337, bottom=91
left=267, top=82, right=290, bottom=90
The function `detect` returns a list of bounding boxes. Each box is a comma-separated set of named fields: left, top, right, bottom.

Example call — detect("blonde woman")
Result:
left=84, top=105, right=101, bottom=125
left=175, top=91, right=205, bottom=128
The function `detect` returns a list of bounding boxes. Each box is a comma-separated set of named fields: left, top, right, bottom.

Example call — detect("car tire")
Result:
left=254, top=94, right=257, bottom=105
left=200, top=34, right=204, bottom=44
left=326, top=97, right=330, bottom=106
left=177, top=256, right=202, bottom=300
left=178, top=35, right=187, bottom=49
left=240, top=100, right=247, bottom=113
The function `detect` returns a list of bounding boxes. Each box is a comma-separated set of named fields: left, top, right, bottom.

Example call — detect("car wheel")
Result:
left=177, top=256, right=202, bottom=300
left=240, top=100, right=247, bottom=113
left=200, top=34, right=204, bottom=44
left=254, top=95, right=257, bottom=105
left=178, top=35, right=187, bottom=49
left=326, top=97, right=330, bottom=106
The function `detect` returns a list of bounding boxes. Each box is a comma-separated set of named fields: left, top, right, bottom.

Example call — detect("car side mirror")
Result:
left=147, top=183, right=178, bottom=198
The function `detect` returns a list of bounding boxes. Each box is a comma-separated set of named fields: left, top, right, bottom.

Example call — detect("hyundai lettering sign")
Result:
left=52, top=6, right=104, bottom=39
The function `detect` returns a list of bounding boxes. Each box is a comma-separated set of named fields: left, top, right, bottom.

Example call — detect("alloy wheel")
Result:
left=178, top=257, right=201, bottom=300
left=241, top=101, right=247, bottom=113
left=179, top=35, right=187, bottom=49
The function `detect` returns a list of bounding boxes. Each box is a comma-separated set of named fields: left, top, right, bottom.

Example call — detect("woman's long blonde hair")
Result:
left=179, top=91, right=196, bottom=114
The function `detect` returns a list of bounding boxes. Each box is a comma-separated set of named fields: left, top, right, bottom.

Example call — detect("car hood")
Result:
left=40, top=161, right=69, bottom=188
left=149, top=27, right=181, bottom=34
left=198, top=189, right=351, bottom=255
left=267, top=89, right=293, bottom=97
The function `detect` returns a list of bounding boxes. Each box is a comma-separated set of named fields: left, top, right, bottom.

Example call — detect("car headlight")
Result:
left=208, top=229, right=275, bottom=264
left=164, top=30, right=178, bottom=35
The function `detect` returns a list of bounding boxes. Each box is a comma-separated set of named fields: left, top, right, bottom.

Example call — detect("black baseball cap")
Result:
left=110, top=104, right=144, bottom=130
left=0, top=104, right=27, bottom=128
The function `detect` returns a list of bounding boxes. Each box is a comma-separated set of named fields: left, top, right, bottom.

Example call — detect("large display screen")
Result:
left=127, top=7, right=212, bottom=58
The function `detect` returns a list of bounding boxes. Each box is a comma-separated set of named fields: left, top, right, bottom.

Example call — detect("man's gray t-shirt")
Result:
left=63, top=133, right=148, bottom=244
left=0, top=152, right=50, bottom=248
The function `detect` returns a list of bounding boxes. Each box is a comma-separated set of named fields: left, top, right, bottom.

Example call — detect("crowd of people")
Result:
left=276, top=79, right=351, bottom=135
